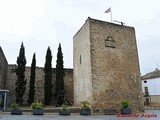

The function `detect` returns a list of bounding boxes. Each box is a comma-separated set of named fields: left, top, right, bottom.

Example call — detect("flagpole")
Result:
left=104, top=7, right=112, bottom=22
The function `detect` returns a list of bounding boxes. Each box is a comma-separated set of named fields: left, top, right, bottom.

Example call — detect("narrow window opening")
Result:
left=80, top=55, right=82, bottom=64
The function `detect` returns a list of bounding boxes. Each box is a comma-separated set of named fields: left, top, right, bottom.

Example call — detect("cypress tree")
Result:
left=28, top=53, right=36, bottom=105
left=44, top=47, right=52, bottom=105
left=55, top=43, right=64, bottom=96
left=15, top=42, right=27, bottom=104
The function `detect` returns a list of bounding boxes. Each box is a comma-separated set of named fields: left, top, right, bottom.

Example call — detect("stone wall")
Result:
left=73, top=17, right=144, bottom=113
left=1, top=17, right=144, bottom=113
left=6, top=64, right=73, bottom=105
left=0, top=47, right=8, bottom=89
left=73, top=19, right=93, bottom=105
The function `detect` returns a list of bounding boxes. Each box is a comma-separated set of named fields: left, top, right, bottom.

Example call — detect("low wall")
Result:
left=6, top=64, right=73, bottom=105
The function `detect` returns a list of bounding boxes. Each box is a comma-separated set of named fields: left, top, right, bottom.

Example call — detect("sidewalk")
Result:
left=0, top=110, right=160, bottom=120
left=5, top=106, right=81, bottom=113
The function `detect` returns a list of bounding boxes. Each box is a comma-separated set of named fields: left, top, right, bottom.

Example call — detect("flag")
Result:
left=104, top=7, right=113, bottom=22
left=105, top=7, right=111, bottom=13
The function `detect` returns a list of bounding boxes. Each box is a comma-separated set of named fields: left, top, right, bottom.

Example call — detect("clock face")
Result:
left=105, top=36, right=115, bottom=48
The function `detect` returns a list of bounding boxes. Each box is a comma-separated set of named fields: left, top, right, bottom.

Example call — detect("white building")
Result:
left=141, top=69, right=160, bottom=106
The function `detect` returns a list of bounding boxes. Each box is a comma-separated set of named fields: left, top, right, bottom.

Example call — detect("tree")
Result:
left=28, top=53, right=36, bottom=105
left=55, top=43, right=64, bottom=96
left=44, top=47, right=52, bottom=105
left=15, top=42, right=27, bottom=104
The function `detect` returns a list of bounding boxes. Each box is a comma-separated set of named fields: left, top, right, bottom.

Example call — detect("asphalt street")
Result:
left=0, top=110, right=159, bottom=120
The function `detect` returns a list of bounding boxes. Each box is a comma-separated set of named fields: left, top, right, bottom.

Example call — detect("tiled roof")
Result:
left=141, top=69, right=160, bottom=80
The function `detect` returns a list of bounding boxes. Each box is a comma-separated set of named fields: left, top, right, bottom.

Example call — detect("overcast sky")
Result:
left=0, top=0, right=160, bottom=75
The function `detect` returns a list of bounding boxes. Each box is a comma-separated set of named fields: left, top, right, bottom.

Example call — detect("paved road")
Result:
left=0, top=110, right=159, bottom=120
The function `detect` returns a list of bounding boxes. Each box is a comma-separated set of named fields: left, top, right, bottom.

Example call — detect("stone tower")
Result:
left=73, top=17, right=144, bottom=113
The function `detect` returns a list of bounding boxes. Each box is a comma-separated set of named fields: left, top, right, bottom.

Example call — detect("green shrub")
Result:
left=31, top=102, right=43, bottom=109
left=121, top=100, right=129, bottom=108
left=61, top=104, right=68, bottom=110
left=80, top=101, right=91, bottom=110
left=10, top=103, right=20, bottom=109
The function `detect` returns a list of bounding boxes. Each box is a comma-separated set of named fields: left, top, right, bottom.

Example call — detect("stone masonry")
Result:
left=0, top=47, right=8, bottom=89
left=6, top=64, right=73, bottom=105
left=1, top=17, right=144, bottom=113
left=73, top=17, right=144, bottom=113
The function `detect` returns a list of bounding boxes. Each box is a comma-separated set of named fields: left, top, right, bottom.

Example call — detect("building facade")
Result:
left=141, top=69, right=160, bottom=106
left=0, top=47, right=8, bottom=89
left=73, top=17, right=144, bottom=113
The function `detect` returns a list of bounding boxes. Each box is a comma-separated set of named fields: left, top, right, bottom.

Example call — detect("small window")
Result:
left=105, top=36, right=115, bottom=48
left=80, top=55, right=82, bottom=64
left=144, top=80, right=147, bottom=83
